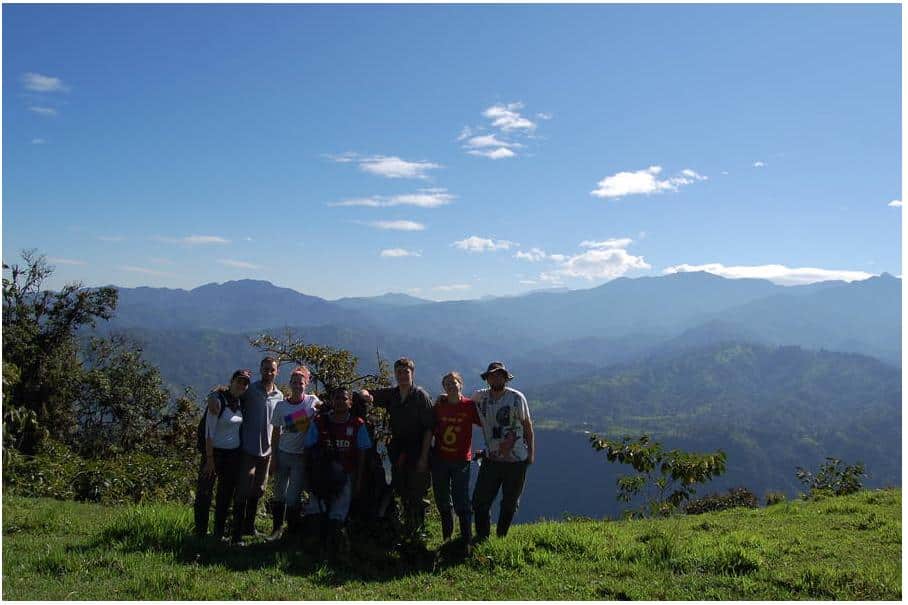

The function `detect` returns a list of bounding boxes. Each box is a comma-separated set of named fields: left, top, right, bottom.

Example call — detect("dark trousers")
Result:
left=193, top=447, right=241, bottom=536
left=233, top=451, right=271, bottom=535
left=472, top=459, right=528, bottom=536
left=392, top=462, right=431, bottom=543
left=430, top=456, right=472, bottom=519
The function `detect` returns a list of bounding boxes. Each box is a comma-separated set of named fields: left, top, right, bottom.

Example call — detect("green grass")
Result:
left=3, top=489, right=901, bottom=599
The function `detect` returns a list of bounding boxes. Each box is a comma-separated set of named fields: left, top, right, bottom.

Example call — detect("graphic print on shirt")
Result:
left=283, top=406, right=312, bottom=433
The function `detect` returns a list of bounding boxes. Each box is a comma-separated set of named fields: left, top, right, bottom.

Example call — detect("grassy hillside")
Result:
left=3, top=489, right=900, bottom=600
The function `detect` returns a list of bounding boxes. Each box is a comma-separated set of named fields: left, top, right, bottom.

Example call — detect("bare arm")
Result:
left=522, top=417, right=535, bottom=464
left=269, top=426, right=281, bottom=474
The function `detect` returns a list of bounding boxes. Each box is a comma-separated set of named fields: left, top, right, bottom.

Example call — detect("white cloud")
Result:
left=433, top=284, right=472, bottom=292
left=483, top=102, right=537, bottom=132
left=331, top=189, right=454, bottom=208
left=453, top=236, right=517, bottom=253
left=888, top=200, right=902, bottom=208
left=541, top=248, right=651, bottom=281
left=118, top=265, right=174, bottom=277
left=591, top=165, right=707, bottom=199
left=380, top=248, right=421, bottom=258
left=31, top=138, right=46, bottom=145
left=28, top=106, right=57, bottom=117
left=536, top=112, right=553, bottom=120
left=369, top=220, right=426, bottom=231
left=23, top=72, right=67, bottom=92
left=753, top=161, right=766, bottom=168
left=467, top=147, right=515, bottom=160
left=464, top=134, right=519, bottom=149
left=218, top=259, right=261, bottom=270
left=457, top=126, right=474, bottom=141
left=519, top=279, right=538, bottom=285
left=155, top=235, right=230, bottom=245
left=48, top=257, right=86, bottom=266
left=662, top=263, right=875, bottom=286
left=579, top=238, right=634, bottom=249
left=514, top=248, right=549, bottom=262
left=97, top=235, right=125, bottom=242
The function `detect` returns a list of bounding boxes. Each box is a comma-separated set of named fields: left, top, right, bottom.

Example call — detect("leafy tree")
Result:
left=3, top=250, right=117, bottom=452
left=796, top=457, right=867, bottom=498
left=589, top=433, right=727, bottom=517
left=249, top=328, right=391, bottom=396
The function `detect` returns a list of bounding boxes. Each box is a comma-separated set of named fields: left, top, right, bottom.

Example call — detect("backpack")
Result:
left=196, top=391, right=229, bottom=454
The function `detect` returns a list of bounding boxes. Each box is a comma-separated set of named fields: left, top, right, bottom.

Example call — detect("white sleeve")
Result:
left=270, top=403, right=284, bottom=427
left=516, top=391, right=531, bottom=422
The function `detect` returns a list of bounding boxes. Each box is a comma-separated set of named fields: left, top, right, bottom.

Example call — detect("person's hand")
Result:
left=435, top=395, right=445, bottom=406
left=204, top=460, right=216, bottom=478
left=360, top=389, right=374, bottom=403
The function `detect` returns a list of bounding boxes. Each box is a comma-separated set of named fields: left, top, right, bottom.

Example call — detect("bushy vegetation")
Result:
left=684, top=487, right=759, bottom=515
left=797, top=457, right=867, bottom=498
left=3, top=489, right=900, bottom=600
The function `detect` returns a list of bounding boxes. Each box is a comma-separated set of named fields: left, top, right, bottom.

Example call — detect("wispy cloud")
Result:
left=369, top=220, right=426, bottom=231
left=483, top=102, right=537, bottom=132
left=218, top=259, right=261, bottom=270
left=380, top=248, right=421, bottom=258
left=328, top=153, right=440, bottom=179
left=433, top=284, right=471, bottom=292
left=31, top=138, right=46, bottom=145
left=888, top=199, right=902, bottom=208
left=23, top=72, right=68, bottom=93
left=453, top=236, right=517, bottom=253
left=330, top=188, right=454, bottom=208
left=97, top=235, right=125, bottom=242
left=579, top=238, right=634, bottom=249
left=154, top=235, right=230, bottom=245
left=48, top=257, right=86, bottom=266
left=514, top=248, right=549, bottom=262
left=591, top=166, right=707, bottom=199
left=460, top=101, right=547, bottom=160
left=28, top=106, right=58, bottom=117
left=753, top=161, right=766, bottom=168
left=118, top=265, right=175, bottom=277
left=662, top=263, right=875, bottom=286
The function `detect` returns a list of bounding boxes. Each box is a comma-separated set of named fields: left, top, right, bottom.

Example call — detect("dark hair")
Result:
left=351, top=391, right=370, bottom=418
left=330, top=387, right=350, bottom=400
left=394, top=357, right=415, bottom=371
left=260, top=356, right=279, bottom=369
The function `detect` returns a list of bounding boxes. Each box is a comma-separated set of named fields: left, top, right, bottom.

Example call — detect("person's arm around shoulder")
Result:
left=516, top=390, right=535, bottom=465
left=203, top=393, right=221, bottom=477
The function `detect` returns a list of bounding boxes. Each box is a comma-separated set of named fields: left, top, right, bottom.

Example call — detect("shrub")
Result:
left=684, top=487, right=758, bottom=515
left=764, top=491, right=787, bottom=506
left=796, top=457, right=866, bottom=498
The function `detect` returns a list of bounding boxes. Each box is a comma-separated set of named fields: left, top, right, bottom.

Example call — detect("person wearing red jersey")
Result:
left=431, top=371, right=481, bottom=554
left=303, top=387, right=372, bottom=555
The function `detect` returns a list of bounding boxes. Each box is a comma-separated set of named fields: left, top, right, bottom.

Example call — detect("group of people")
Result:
left=193, top=356, right=535, bottom=557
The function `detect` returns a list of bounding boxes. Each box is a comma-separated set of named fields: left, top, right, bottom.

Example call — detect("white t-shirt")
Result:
left=471, top=387, right=531, bottom=462
left=205, top=393, right=243, bottom=450
left=270, top=395, right=320, bottom=454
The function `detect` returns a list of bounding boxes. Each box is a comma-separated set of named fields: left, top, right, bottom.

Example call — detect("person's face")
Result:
left=289, top=372, right=308, bottom=394
left=442, top=376, right=462, bottom=399
left=395, top=365, right=413, bottom=388
left=230, top=377, right=250, bottom=397
left=260, top=361, right=278, bottom=383
left=332, top=391, right=351, bottom=414
left=486, top=371, right=508, bottom=391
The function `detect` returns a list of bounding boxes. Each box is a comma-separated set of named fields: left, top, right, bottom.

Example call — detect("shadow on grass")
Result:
left=70, top=512, right=474, bottom=583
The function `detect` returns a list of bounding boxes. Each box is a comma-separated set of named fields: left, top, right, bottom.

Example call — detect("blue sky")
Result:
left=4, top=4, right=901, bottom=300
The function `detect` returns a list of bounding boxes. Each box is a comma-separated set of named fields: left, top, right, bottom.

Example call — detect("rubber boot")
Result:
left=459, top=515, right=473, bottom=556
left=267, top=500, right=286, bottom=541
left=474, top=507, right=491, bottom=543
left=284, top=506, right=301, bottom=540
left=193, top=502, right=209, bottom=538
left=496, top=506, right=516, bottom=538
left=243, top=496, right=262, bottom=537
left=440, top=509, right=455, bottom=541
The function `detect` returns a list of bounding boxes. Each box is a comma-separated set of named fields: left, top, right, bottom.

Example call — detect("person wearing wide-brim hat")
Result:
left=469, top=361, right=535, bottom=541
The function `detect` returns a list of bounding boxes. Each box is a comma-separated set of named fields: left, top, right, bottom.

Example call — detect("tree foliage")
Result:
left=249, top=328, right=391, bottom=397
left=589, top=433, right=727, bottom=517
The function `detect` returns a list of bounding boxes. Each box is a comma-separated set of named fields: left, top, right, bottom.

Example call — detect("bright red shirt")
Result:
left=432, top=396, right=481, bottom=462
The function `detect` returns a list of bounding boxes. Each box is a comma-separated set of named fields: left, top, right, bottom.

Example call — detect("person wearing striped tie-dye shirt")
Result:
left=267, top=366, right=321, bottom=540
